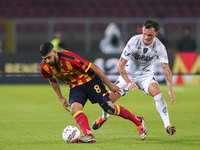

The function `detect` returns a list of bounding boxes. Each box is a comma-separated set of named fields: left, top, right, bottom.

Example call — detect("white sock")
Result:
left=101, top=109, right=110, bottom=120
left=154, top=93, right=171, bottom=129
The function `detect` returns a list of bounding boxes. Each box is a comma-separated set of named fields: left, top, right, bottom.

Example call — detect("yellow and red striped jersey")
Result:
left=40, top=50, right=95, bottom=89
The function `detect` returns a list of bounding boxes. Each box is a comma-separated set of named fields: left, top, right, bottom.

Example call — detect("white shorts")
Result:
left=114, top=74, right=158, bottom=96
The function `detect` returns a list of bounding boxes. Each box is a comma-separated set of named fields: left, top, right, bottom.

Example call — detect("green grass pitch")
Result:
left=0, top=84, right=200, bottom=150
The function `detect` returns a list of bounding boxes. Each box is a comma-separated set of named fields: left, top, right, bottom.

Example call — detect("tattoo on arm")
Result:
left=118, top=57, right=126, bottom=71
left=162, top=63, right=168, bottom=69
left=118, top=57, right=128, bottom=81
left=121, top=72, right=127, bottom=80
left=163, top=70, right=171, bottom=83
left=162, top=63, right=171, bottom=83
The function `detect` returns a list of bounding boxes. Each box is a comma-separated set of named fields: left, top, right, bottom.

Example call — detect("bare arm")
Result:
left=49, top=76, right=70, bottom=111
left=90, top=63, right=120, bottom=93
left=161, top=63, right=175, bottom=105
left=117, top=57, right=138, bottom=91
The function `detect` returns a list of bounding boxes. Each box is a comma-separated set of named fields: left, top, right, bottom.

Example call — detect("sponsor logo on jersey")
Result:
left=134, top=54, right=152, bottom=61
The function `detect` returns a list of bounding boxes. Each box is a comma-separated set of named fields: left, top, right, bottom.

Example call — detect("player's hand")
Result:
left=60, top=97, right=70, bottom=112
left=169, top=90, right=175, bottom=105
left=108, top=82, right=121, bottom=93
left=128, top=82, right=138, bottom=91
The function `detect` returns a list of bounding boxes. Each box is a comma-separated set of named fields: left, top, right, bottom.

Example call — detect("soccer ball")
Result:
left=62, top=125, right=81, bottom=142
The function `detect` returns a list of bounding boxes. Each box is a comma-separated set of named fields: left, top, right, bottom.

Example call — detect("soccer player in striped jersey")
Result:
left=40, top=43, right=147, bottom=143
left=92, top=19, right=176, bottom=136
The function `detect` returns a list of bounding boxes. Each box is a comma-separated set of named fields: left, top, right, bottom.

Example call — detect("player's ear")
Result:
left=155, top=31, right=158, bottom=36
left=155, top=31, right=159, bottom=36
left=52, top=49, right=57, bottom=54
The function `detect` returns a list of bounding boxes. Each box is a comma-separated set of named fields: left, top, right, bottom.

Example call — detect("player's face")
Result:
left=42, top=50, right=58, bottom=66
left=142, top=27, right=158, bottom=46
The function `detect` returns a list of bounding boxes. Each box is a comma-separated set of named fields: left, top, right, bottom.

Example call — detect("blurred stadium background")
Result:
left=0, top=0, right=200, bottom=84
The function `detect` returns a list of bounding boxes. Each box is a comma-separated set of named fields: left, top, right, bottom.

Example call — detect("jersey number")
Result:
left=94, top=85, right=101, bottom=93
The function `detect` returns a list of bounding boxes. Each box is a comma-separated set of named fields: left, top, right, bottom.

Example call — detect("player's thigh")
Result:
left=69, top=87, right=87, bottom=109
left=109, top=91, right=121, bottom=103
left=137, top=75, right=159, bottom=95
left=87, top=77, right=110, bottom=104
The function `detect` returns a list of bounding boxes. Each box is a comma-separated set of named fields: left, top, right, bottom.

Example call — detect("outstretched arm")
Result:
left=49, top=76, right=70, bottom=111
left=161, top=63, right=175, bottom=105
left=117, top=57, right=138, bottom=91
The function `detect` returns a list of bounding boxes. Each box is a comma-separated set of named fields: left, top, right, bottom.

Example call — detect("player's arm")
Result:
left=117, top=57, right=138, bottom=91
left=161, top=63, right=175, bottom=105
left=90, top=63, right=120, bottom=93
left=49, top=76, right=70, bottom=111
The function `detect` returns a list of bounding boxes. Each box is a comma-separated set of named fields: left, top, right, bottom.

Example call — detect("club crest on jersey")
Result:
left=61, top=66, right=66, bottom=70
left=143, top=48, right=148, bottom=53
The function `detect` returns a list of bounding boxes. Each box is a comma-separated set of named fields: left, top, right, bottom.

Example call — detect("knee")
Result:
left=70, top=102, right=83, bottom=116
left=148, top=84, right=161, bottom=97
left=101, top=102, right=115, bottom=115
left=70, top=107, right=76, bottom=116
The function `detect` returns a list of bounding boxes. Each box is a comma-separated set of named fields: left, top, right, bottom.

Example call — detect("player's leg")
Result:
left=148, top=82, right=176, bottom=136
left=92, top=76, right=128, bottom=130
left=70, top=102, right=93, bottom=136
left=148, top=82, right=170, bottom=127
left=69, top=88, right=96, bottom=143
left=92, top=91, right=121, bottom=129
left=99, top=100, right=147, bottom=140
left=102, top=90, right=121, bottom=119
left=101, top=91, right=121, bottom=119
left=109, top=91, right=121, bottom=103
left=89, top=76, right=147, bottom=140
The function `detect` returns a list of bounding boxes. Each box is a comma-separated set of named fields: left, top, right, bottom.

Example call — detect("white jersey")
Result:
left=121, top=34, right=168, bottom=76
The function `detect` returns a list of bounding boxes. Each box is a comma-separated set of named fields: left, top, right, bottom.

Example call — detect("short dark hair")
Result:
left=40, top=43, right=54, bottom=56
left=143, top=19, right=159, bottom=32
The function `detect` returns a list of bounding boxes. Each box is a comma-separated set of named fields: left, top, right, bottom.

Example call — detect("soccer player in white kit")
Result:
left=92, top=19, right=176, bottom=137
